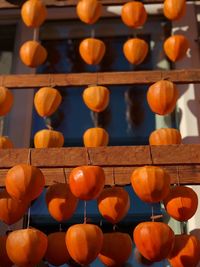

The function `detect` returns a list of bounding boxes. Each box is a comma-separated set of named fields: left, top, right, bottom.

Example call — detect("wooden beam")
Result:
left=1, top=145, right=200, bottom=186
left=0, top=0, right=197, bottom=9
left=1, top=69, right=200, bottom=89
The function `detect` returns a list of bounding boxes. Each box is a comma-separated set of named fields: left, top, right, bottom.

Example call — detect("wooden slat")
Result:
left=1, top=165, right=200, bottom=186
left=0, top=0, right=197, bottom=9
left=1, top=69, right=200, bottom=89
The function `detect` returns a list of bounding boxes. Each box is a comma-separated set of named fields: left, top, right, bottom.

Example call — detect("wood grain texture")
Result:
left=0, top=69, right=200, bottom=89
left=0, top=165, right=200, bottom=186
left=0, top=145, right=200, bottom=186
left=0, top=0, right=197, bottom=9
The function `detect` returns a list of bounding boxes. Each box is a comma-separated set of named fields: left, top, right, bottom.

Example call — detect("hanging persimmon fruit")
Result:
left=34, top=129, right=64, bottom=148
left=98, top=232, right=133, bottom=267
left=21, top=0, right=47, bottom=28
left=79, top=38, right=106, bottom=65
left=131, top=166, right=171, bottom=203
left=163, top=186, right=198, bottom=221
left=66, top=224, right=103, bottom=265
left=121, top=1, right=147, bottom=28
left=45, top=232, right=70, bottom=266
left=147, top=80, right=179, bottom=115
left=20, top=40, right=47, bottom=68
left=34, top=87, right=62, bottom=117
left=0, top=136, right=14, bottom=149
left=69, top=166, right=105, bottom=200
left=0, top=189, right=29, bottom=225
left=45, top=183, right=78, bottom=222
left=97, top=187, right=130, bottom=224
left=0, top=235, right=13, bottom=267
left=83, top=127, right=109, bottom=147
left=164, top=35, right=189, bottom=62
left=164, top=0, right=186, bottom=21
left=149, top=128, right=182, bottom=145
left=168, top=234, right=200, bottom=267
left=123, top=38, right=148, bottom=65
left=83, top=85, right=109, bottom=112
left=76, top=0, right=102, bottom=24
left=0, top=87, right=13, bottom=116
left=133, top=222, right=175, bottom=262
left=6, top=228, right=48, bottom=267
left=5, top=164, right=45, bottom=202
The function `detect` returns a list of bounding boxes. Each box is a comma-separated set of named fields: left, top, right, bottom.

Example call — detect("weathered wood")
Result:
left=1, top=69, right=200, bottom=89
left=0, top=0, right=197, bottom=9
left=1, top=165, right=200, bottom=186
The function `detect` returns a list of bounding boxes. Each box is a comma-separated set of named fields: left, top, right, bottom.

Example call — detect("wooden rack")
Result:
left=0, top=0, right=198, bottom=9
left=0, top=69, right=200, bottom=88
left=0, top=145, right=200, bottom=186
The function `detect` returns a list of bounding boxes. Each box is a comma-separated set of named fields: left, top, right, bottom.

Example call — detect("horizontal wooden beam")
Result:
left=0, top=145, right=200, bottom=186
left=0, top=0, right=197, bottom=9
left=1, top=69, right=200, bottom=89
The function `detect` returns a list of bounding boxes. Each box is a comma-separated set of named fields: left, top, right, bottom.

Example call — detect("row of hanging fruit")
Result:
left=18, top=0, right=189, bottom=69
left=0, top=79, right=182, bottom=148
left=0, top=159, right=199, bottom=266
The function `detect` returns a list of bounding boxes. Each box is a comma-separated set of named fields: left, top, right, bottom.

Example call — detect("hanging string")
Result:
left=59, top=223, right=62, bottom=232
left=84, top=201, right=87, bottom=224
left=176, top=166, right=181, bottom=186
left=112, top=167, right=116, bottom=187
left=85, top=147, right=92, bottom=165
left=27, top=149, right=31, bottom=165
left=27, top=207, right=31, bottom=228
left=151, top=206, right=154, bottom=222
left=63, top=168, right=68, bottom=183
left=33, top=28, right=39, bottom=41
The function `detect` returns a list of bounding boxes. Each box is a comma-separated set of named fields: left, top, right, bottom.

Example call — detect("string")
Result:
left=112, top=167, right=115, bottom=186
left=85, top=147, right=92, bottom=165
left=59, top=223, right=62, bottom=232
left=176, top=166, right=181, bottom=186
left=84, top=201, right=87, bottom=224
left=33, top=28, right=38, bottom=41
left=27, top=149, right=31, bottom=165
left=27, top=207, right=31, bottom=228
left=63, top=168, right=67, bottom=183
left=151, top=206, right=154, bottom=222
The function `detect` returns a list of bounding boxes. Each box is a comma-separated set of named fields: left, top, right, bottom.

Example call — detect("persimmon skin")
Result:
left=164, top=35, right=189, bottom=62
left=97, top=187, right=130, bottom=224
left=98, top=232, right=133, bottom=267
left=69, top=166, right=105, bottom=200
left=76, top=0, right=102, bottom=24
left=0, top=235, right=13, bottom=267
left=5, top=164, right=45, bottom=202
left=82, top=86, right=110, bottom=112
left=168, top=234, right=200, bottom=267
left=34, top=129, right=64, bottom=148
left=21, top=0, right=47, bottom=28
left=45, top=232, right=70, bottom=266
left=0, top=87, right=14, bottom=116
left=34, top=87, right=62, bottom=117
left=147, top=80, right=179, bottom=115
left=133, top=222, right=175, bottom=262
left=164, top=0, right=186, bottom=21
left=0, top=136, right=14, bottom=149
left=163, top=186, right=198, bottom=221
left=123, top=38, right=148, bottom=65
left=46, top=183, right=78, bottom=222
left=79, top=38, right=106, bottom=65
left=6, top=228, right=48, bottom=267
left=0, top=189, right=29, bottom=225
left=121, top=1, right=147, bottom=28
left=66, top=224, right=103, bottom=265
left=149, top=128, right=182, bottom=145
left=131, top=166, right=171, bottom=203
left=20, top=40, right=47, bottom=68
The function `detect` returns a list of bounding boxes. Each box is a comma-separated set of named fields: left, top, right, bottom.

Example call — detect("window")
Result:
left=31, top=17, right=173, bottom=147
